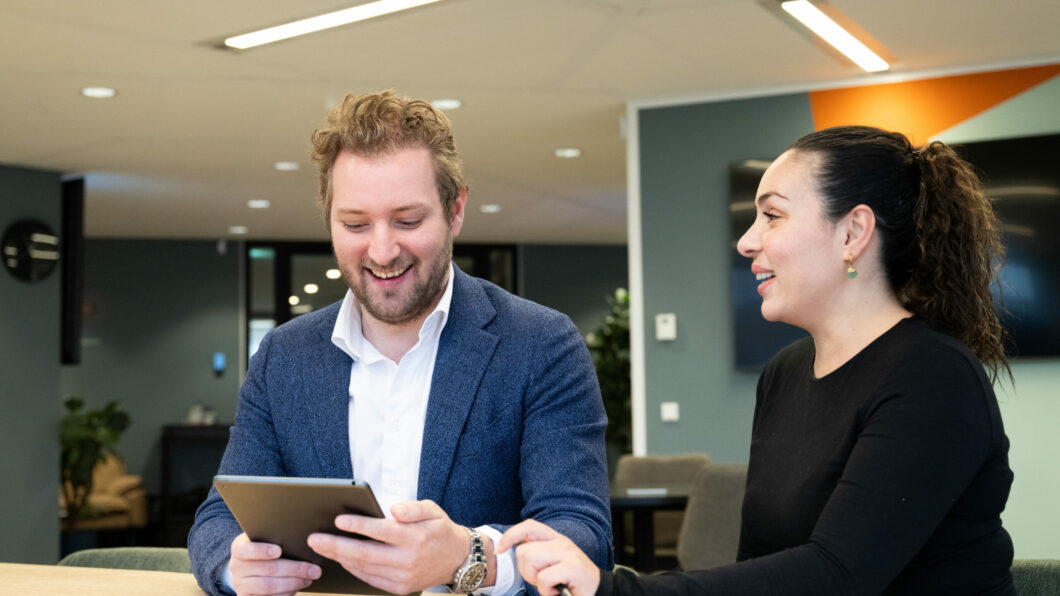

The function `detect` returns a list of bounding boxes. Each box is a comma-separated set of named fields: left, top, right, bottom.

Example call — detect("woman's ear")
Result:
left=843, top=204, right=876, bottom=260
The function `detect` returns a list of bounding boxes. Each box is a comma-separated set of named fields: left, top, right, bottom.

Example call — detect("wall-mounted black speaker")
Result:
left=61, top=178, right=84, bottom=365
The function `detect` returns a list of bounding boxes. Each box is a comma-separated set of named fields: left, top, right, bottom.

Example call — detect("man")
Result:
left=188, top=90, right=613, bottom=596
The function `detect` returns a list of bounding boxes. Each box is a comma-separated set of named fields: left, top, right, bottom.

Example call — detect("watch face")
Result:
left=457, top=562, right=487, bottom=591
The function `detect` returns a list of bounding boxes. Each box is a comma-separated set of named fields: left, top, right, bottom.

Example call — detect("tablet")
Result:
left=213, top=475, right=391, bottom=594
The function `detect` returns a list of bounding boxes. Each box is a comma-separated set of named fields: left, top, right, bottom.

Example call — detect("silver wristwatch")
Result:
left=452, top=527, right=487, bottom=594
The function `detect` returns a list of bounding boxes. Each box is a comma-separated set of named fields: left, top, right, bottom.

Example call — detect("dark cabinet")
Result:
left=159, top=424, right=231, bottom=546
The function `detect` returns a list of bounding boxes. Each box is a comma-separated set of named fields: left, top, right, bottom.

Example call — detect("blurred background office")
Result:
left=2, top=0, right=1058, bottom=569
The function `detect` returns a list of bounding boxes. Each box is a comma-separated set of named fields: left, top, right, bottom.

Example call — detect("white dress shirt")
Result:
left=330, top=264, right=518, bottom=595
left=222, top=266, right=518, bottom=594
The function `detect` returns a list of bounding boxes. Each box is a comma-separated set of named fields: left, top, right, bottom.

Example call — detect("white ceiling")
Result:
left=2, top=0, right=1058, bottom=243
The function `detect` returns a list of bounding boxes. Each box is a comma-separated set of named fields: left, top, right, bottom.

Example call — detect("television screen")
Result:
left=729, top=133, right=1060, bottom=369
left=963, top=133, right=1060, bottom=358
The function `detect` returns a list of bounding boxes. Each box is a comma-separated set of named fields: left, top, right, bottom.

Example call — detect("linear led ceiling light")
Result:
left=225, top=0, right=444, bottom=49
left=780, top=0, right=889, bottom=72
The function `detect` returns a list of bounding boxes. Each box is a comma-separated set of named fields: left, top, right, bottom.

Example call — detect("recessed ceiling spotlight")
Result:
left=479, top=204, right=502, bottom=214
left=228, top=225, right=249, bottom=235
left=274, top=161, right=300, bottom=171
left=554, top=148, right=581, bottom=159
left=304, top=283, right=320, bottom=294
left=288, top=295, right=301, bottom=306
left=81, top=87, right=116, bottom=99
left=247, top=199, right=271, bottom=209
left=325, top=268, right=342, bottom=280
left=431, top=99, right=462, bottom=110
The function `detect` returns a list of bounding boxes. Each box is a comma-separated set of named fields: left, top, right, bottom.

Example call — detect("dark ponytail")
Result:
left=789, top=126, right=1010, bottom=382
left=903, top=141, right=1009, bottom=381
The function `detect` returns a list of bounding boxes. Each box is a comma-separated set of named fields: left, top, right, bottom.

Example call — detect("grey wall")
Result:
left=60, top=239, right=241, bottom=495
left=637, top=93, right=815, bottom=462
left=521, top=244, right=628, bottom=336
left=0, top=165, right=62, bottom=563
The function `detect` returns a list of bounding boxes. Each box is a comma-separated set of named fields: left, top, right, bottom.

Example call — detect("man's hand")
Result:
left=228, top=533, right=321, bottom=596
left=499, top=519, right=600, bottom=596
left=307, top=499, right=493, bottom=595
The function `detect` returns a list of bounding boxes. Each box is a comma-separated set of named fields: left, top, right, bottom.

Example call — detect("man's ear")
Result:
left=449, top=188, right=467, bottom=238
left=843, top=204, right=876, bottom=260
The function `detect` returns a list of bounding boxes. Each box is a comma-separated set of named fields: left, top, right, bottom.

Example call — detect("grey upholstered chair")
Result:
left=58, top=546, right=192, bottom=573
left=612, top=453, right=712, bottom=565
left=1011, top=559, right=1060, bottom=595
left=675, top=463, right=748, bottom=571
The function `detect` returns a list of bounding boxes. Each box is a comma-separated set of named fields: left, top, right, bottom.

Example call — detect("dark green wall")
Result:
left=637, top=94, right=814, bottom=461
left=0, top=165, right=62, bottom=563
left=60, top=239, right=241, bottom=495
left=521, top=244, right=628, bottom=336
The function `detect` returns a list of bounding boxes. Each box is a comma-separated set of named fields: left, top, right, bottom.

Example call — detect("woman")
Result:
left=500, top=126, right=1016, bottom=595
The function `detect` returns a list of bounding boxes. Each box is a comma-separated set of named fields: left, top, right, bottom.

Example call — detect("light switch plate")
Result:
left=655, top=312, right=677, bottom=341
left=660, top=401, right=680, bottom=422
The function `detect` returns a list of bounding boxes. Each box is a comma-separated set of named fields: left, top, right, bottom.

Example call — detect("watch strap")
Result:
left=453, top=527, right=487, bottom=593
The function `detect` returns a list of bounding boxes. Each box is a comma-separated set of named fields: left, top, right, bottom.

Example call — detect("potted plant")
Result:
left=60, top=396, right=131, bottom=529
left=586, top=288, right=632, bottom=466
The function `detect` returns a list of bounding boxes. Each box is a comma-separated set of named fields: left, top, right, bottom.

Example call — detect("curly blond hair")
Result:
left=310, top=90, right=465, bottom=224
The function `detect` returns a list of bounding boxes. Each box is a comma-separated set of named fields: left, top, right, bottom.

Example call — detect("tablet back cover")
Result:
left=214, top=475, right=391, bottom=594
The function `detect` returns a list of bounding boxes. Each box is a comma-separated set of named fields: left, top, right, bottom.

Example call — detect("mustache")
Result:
left=359, top=257, right=417, bottom=271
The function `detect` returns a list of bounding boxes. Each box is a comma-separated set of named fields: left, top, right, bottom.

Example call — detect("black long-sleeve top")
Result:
left=599, top=318, right=1015, bottom=595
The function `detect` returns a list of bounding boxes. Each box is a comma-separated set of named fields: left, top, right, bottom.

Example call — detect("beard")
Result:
left=340, top=232, right=453, bottom=327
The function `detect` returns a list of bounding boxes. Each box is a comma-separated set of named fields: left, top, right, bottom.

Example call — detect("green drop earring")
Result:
left=846, top=254, right=858, bottom=279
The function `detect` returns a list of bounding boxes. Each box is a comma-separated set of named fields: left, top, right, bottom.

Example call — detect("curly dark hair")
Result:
left=789, top=125, right=1010, bottom=382
left=310, top=90, right=465, bottom=225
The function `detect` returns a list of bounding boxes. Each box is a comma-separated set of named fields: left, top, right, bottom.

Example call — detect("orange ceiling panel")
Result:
left=809, top=64, right=1060, bottom=144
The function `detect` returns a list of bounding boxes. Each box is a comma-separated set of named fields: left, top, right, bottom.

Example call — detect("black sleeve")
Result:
left=597, top=346, right=995, bottom=596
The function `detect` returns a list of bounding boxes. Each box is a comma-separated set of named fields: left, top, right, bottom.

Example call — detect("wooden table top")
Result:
left=0, top=563, right=206, bottom=596
left=0, top=563, right=385, bottom=596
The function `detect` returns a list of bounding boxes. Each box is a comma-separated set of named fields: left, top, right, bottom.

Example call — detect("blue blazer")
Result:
left=189, top=268, right=613, bottom=595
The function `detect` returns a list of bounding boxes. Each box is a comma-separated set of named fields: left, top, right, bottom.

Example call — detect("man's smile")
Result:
left=367, top=264, right=411, bottom=280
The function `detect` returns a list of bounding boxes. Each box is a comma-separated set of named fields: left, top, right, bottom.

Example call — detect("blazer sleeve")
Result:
left=514, top=313, right=614, bottom=571
left=187, top=329, right=288, bottom=596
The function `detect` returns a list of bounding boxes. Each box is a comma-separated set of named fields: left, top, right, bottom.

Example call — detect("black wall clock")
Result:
left=2, top=219, right=61, bottom=282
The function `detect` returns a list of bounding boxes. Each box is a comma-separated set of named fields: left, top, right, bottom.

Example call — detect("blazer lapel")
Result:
left=417, top=269, right=498, bottom=502
left=304, top=311, right=354, bottom=479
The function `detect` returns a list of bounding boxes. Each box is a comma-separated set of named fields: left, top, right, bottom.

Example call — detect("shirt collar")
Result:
left=332, top=262, right=454, bottom=362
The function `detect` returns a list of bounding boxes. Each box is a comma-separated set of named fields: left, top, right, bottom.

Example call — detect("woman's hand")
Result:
left=498, top=520, right=601, bottom=596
